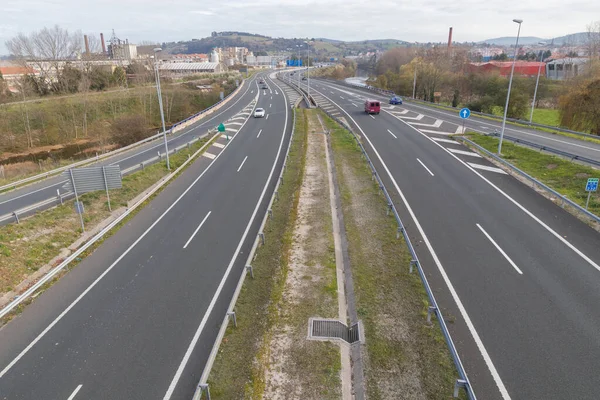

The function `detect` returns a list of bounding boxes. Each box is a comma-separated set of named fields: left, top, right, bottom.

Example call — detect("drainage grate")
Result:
left=309, top=318, right=362, bottom=344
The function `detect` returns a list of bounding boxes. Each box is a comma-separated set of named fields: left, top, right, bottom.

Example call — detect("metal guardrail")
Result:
left=486, top=132, right=600, bottom=167
left=192, top=94, right=296, bottom=400
left=457, top=137, right=600, bottom=225
left=319, top=107, right=476, bottom=400
left=0, top=128, right=222, bottom=320
left=277, top=73, right=312, bottom=108
left=0, top=77, right=247, bottom=193
left=332, top=79, right=598, bottom=140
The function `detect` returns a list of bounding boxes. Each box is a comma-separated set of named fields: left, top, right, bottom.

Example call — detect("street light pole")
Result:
left=412, top=66, right=417, bottom=99
left=498, top=19, right=523, bottom=155
left=154, top=48, right=170, bottom=170
left=529, top=42, right=545, bottom=125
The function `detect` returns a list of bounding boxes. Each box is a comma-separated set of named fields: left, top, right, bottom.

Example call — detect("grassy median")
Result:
left=324, top=111, right=465, bottom=399
left=0, top=134, right=214, bottom=322
left=207, top=109, right=311, bottom=398
left=465, top=133, right=599, bottom=216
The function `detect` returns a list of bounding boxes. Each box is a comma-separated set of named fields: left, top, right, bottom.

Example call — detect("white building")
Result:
left=546, top=58, right=589, bottom=80
left=158, top=62, right=224, bottom=75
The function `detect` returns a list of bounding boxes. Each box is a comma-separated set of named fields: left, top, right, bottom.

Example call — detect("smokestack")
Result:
left=100, top=33, right=107, bottom=54
left=448, top=27, right=453, bottom=48
left=84, top=35, right=90, bottom=55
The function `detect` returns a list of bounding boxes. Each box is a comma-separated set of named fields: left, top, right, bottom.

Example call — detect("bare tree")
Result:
left=6, top=25, right=82, bottom=89
left=586, top=21, right=600, bottom=60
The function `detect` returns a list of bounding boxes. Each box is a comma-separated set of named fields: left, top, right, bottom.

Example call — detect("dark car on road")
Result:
left=389, top=96, right=403, bottom=105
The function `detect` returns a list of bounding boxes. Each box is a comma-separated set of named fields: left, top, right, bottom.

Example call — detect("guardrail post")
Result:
left=13, top=211, right=19, bottom=224
left=409, top=260, right=417, bottom=274
left=158, top=151, right=161, bottom=160
left=199, top=384, right=211, bottom=400
left=387, top=203, right=392, bottom=216
left=259, top=232, right=265, bottom=245
left=396, top=226, right=403, bottom=239
left=228, top=311, right=237, bottom=328
left=140, top=162, right=144, bottom=170
left=427, top=306, right=437, bottom=324
left=246, top=264, right=254, bottom=279
left=453, top=379, right=467, bottom=398
left=275, top=190, right=279, bottom=201
left=57, top=189, right=63, bottom=205
left=268, top=209, right=273, bottom=219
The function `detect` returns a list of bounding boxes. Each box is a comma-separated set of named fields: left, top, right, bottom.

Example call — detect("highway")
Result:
left=300, top=77, right=600, bottom=400
left=0, top=74, right=265, bottom=224
left=315, top=77, right=600, bottom=164
left=0, top=72, right=292, bottom=399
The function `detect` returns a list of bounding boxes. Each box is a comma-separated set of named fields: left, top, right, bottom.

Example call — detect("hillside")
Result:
left=481, top=32, right=588, bottom=46
left=163, top=32, right=410, bottom=58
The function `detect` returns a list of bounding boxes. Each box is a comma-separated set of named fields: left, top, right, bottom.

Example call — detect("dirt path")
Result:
left=261, top=110, right=341, bottom=399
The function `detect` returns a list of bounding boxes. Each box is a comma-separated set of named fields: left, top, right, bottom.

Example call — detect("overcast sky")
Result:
left=1, top=0, right=598, bottom=54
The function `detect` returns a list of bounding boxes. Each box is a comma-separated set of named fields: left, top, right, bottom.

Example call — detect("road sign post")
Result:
left=585, top=178, right=598, bottom=210
left=459, top=108, right=470, bottom=134
left=218, top=123, right=227, bottom=140
left=69, top=168, right=85, bottom=233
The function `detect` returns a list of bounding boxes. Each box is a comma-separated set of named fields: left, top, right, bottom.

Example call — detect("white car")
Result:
left=254, top=108, right=266, bottom=118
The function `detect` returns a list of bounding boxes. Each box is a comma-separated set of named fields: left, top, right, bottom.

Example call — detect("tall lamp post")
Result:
left=304, top=41, right=311, bottom=104
left=529, top=42, right=546, bottom=124
left=153, top=47, right=170, bottom=170
left=498, top=19, right=523, bottom=155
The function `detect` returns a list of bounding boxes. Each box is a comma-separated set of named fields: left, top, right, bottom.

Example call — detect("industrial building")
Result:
left=157, top=62, right=224, bottom=75
left=467, top=61, right=546, bottom=77
left=545, top=58, right=589, bottom=80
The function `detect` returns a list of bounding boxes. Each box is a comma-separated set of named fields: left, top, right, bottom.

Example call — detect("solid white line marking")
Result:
left=164, top=78, right=290, bottom=400
left=266, top=114, right=269, bottom=120
left=467, top=163, right=507, bottom=174
left=313, top=87, right=511, bottom=400
left=237, top=156, right=248, bottom=172
left=387, top=129, right=397, bottom=139
left=417, top=158, right=434, bottom=176
left=226, top=122, right=243, bottom=126
left=0, top=96, right=258, bottom=382
left=448, top=148, right=482, bottom=158
left=370, top=115, right=375, bottom=119
left=419, top=129, right=456, bottom=135
left=257, top=129, right=263, bottom=138
left=183, top=212, right=211, bottom=249
left=212, top=142, right=225, bottom=149
left=67, top=385, right=83, bottom=400
left=432, top=138, right=459, bottom=144
left=202, top=152, right=216, bottom=159
left=476, top=224, right=523, bottom=274
left=386, top=102, right=600, bottom=275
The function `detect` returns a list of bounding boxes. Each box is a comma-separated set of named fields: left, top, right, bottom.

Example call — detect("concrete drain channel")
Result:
left=308, top=318, right=363, bottom=344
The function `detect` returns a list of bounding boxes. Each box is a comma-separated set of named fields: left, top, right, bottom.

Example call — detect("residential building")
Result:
left=467, top=61, right=546, bottom=77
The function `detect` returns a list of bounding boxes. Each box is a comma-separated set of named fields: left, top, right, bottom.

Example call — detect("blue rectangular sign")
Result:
left=586, top=178, right=599, bottom=192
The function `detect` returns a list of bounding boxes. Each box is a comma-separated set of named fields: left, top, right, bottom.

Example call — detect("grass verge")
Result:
left=324, top=110, right=464, bottom=399
left=464, top=133, right=599, bottom=216
left=0, top=133, right=214, bottom=319
left=206, top=109, right=310, bottom=398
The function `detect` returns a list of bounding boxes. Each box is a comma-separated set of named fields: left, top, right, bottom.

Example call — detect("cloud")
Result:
left=189, top=10, right=215, bottom=15
left=0, top=0, right=597, bottom=54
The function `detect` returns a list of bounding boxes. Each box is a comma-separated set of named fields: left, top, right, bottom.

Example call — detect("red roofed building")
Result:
left=467, top=61, right=545, bottom=77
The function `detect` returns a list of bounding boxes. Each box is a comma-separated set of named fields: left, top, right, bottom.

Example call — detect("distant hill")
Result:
left=163, top=32, right=410, bottom=58
left=481, top=32, right=588, bottom=46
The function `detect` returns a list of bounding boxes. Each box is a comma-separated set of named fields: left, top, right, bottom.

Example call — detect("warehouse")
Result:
left=157, top=62, right=224, bottom=75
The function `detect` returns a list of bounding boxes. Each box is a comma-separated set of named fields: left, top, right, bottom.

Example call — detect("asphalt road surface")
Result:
left=314, top=77, right=600, bottom=164
left=304, top=80, right=600, bottom=400
left=0, top=73, right=292, bottom=400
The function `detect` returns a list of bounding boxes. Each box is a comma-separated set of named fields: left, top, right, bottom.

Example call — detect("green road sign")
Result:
left=217, top=123, right=225, bottom=132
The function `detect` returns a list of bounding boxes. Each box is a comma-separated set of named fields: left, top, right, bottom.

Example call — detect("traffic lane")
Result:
left=0, top=98, right=288, bottom=399
left=315, top=78, right=600, bottom=160
left=354, top=107, right=600, bottom=399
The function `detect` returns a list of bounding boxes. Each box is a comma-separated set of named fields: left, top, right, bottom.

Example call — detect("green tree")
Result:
left=89, top=67, right=111, bottom=91
left=57, top=63, right=82, bottom=93
left=112, top=66, right=127, bottom=87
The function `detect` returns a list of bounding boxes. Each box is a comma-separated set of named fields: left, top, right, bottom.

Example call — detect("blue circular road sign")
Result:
left=459, top=108, right=471, bottom=119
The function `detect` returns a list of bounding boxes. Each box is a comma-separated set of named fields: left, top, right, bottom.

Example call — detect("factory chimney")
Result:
left=84, top=35, right=90, bottom=55
left=100, top=33, right=107, bottom=54
left=447, top=27, right=453, bottom=48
